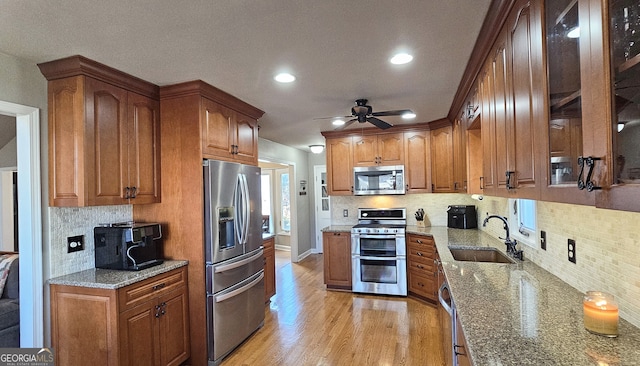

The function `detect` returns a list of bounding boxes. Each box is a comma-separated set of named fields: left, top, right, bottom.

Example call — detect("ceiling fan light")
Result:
left=402, top=112, right=416, bottom=119
left=390, top=53, right=413, bottom=65
left=332, top=119, right=345, bottom=126
left=274, top=72, right=296, bottom=83
left=309, top=145, right=325, bottom=154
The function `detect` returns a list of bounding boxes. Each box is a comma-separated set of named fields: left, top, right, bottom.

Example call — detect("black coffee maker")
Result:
left=94, top=222, right=163, bottom=271
left=447, top=205, right=477, bottom=229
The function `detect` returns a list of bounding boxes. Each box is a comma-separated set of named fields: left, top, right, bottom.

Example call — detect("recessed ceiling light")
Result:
left=402, top=112, right=416, bottom=119
left=332, top=119, right=345, bottom=126
left=390, top=53, right=413, bottom=65
left=274, top=73, right=296, bottom=83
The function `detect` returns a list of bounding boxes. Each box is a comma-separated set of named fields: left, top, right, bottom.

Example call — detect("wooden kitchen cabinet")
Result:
left=352, top=132, right=404, bottom=166
left=323, top=231, right=352, bottom=289
left=325, top=136, right=354, bottom=195
left=455, top=314, right=473, bottom=366
left=263, top=235, right=276, bottom=302
left=39, top=56, right=161, bottom=206
left=452, top=117, right=468, bottom=193
left=430, top=124, right=455, bottom=193
left=50, top=267, right=190, bottom=366
left=406, top=234, right=437, bottom=303
left=404, top=130, right=432, bottom=193
left=201, top=98, right=259, bottom=165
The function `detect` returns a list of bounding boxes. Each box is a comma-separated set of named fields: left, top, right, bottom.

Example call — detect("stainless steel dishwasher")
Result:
left=439, top=282, right=456, bottom=366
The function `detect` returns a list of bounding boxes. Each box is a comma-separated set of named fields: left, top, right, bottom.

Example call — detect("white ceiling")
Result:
left=0, top=0, right=491, bottom=152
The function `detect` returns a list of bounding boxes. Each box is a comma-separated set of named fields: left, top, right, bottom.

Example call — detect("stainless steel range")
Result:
left=351, top=208, right=407, bottom=296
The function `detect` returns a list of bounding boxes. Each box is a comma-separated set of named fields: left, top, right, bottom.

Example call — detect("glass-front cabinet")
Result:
left=540, top=0, right=595, bottom=206
left=602, top=0, right=640, bottom=211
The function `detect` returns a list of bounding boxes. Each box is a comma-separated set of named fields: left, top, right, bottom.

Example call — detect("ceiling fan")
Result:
left=316, top=99, right=414, bottom=130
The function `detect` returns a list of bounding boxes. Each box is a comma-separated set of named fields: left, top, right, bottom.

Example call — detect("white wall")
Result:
left=0, top=137, right=17, bottom=168
left=258, top=138, right=313, bottom=259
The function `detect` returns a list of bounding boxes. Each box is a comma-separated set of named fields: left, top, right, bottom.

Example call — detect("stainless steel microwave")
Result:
left=353, top=165, right=405, bottom=195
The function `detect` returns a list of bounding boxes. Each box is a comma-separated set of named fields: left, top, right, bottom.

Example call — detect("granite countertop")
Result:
left=407, top=226, right=640, bottom=366
left=321, top=225, right=353, bottom=233
left=48, top=260, right=189, bottom=290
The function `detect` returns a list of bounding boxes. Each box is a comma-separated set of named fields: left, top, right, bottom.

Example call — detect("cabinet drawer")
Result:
left=118, top=267, right=187, bottom=311
left=407, top=257, right=435, bottom=274
left=408, top=245, right=435, bottom=260
left=408, top=270, right=435, bottom=299
left=407, top=235, right=435, bottom=248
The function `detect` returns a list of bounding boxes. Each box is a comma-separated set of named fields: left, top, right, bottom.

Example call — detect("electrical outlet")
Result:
left=568, top=239, right=576, bottom=264
left=67, top=235, right=84, bottom=253
left=343, top=209, right=348, bottom=217
left=540, top=231, right=546, bottom=250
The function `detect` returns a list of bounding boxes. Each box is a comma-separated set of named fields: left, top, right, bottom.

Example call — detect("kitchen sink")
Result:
left=449, top=247, right=516, bottom=264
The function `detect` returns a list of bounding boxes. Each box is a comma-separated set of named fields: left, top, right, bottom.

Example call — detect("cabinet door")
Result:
left=233, top=112, right=259, bottom=165
left=120, top=300, right=160, bottom=366
left=158, top=287, right=190, bottom=366
left=431, top=125, right=455, bottom=193
left=127, top=92, right=161, bottom=204
left=492, top=31, right=512, bottom=191
left=263, top=237, right=276, bottom=302
left=377, top=133, right=404, bottom=165
left=452, top=118, right=468, bottom=192
left=352, top=135, right=377, bottom=166
left=508, top=0, right=541, bottom=198
left=201, top=98, right=234, bottom=159
left=323, top=232, right=352, bottom=288
left=480, top=66, right=497, bottom=195
left=85, top=77, right=129, bottom=206
left=404, top=130, right=431, bottom=193
left=326, top=137, right=353, bottom=195
left=455, top=315, right=471, bottom=366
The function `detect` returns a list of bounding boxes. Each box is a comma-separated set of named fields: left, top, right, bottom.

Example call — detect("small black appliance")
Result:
left=447, top=205, right=477, bottom=229
left=94, top=222, right=163, bottom=271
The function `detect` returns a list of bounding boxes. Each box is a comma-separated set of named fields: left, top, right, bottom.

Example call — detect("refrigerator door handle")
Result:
left=240, top=173, right=250, bottom=245
left=234, top=174, right=244, bottom=245
left=215, top=272, right=264, bottom=303
left=213, top=249, right=264, bottom=273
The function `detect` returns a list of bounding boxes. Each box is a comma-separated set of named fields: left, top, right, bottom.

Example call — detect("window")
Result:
left=261, top=174, right=273, bottom=234
left=508, top=198, right=536, bottom=247
left=280, top=173, right=290, bottom=232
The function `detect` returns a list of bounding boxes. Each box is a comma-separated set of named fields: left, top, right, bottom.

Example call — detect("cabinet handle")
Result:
left=416, top=251, right=423, bottom=256
left=417, top=282, right=424, bottom=287
left=480, top=176, right=484, bottom=190
left=155, top=304, right=162, bottom=318
left=417, top=264, right=424, bottom=269
left=124, top=186, right=131, bottom=199
left=160, top=302, right=167, bottom=316
left=578, top=156, right=602, bottom=192
left=131, top=186, right=137, bottom=198
left=505, top=171, right=515, bottom=190
left=406, top=184, right=409, bottom=191
left=152, top=283, right=166, bottom=291
left=417, top=239, right=423, bottom=244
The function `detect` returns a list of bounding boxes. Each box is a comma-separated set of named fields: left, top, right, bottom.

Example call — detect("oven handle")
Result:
left=353, top=255, right=405, bottom=261
left=438, top=282, right=453, bottom=316
left=352, top=234, right=404, bottom=239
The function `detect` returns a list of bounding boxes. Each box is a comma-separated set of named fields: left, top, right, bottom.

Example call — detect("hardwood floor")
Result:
left=221, top=254, right=446, bottom=366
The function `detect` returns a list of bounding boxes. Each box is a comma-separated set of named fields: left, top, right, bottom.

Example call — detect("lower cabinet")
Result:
left=263, top=235, right=276, bottom=302
left=455, top=315, right=472, bottom=366
left=50, top=267, right=190, bottom=366
left=323, top=231, right=352, bottom=289
left=407, top=234, right=438, bottom=303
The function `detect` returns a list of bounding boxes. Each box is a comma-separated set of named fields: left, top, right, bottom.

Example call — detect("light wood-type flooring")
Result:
left=221, top=253, right=446, bottom=366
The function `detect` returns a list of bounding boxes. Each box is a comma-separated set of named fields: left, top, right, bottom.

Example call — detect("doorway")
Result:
left=313, top=165, right=330, bottom=253
left=0, top=100, right=43, bottom=347
left=258, top=160, right=296, bottom=265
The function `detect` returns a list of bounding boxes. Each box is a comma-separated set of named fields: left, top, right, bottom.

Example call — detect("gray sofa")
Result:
left=0, top=257, right=19, bottom=347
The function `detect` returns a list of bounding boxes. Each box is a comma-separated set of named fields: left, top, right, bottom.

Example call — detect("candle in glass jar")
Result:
left=583, top=291, right=619, bottom=337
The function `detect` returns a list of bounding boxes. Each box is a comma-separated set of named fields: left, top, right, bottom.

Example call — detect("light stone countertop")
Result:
left=324, top=225, right=640, bottom=365
left=47, top=260, right=188, bottom=290
left=321, top=225, right=354, bottom=233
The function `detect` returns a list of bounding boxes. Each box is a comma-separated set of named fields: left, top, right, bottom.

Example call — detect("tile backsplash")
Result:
left=48, top=205, right=132, bottom=278
left=476, top=196, right=640, bottom=329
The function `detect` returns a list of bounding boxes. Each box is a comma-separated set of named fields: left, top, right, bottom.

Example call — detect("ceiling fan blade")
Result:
left=313, top=115, right=352, bottom=120
left=334, top=119, right=357, bottom=131
left=371, top=109, right=414, bottom=117
left=367, top=116, right=393, bottom=129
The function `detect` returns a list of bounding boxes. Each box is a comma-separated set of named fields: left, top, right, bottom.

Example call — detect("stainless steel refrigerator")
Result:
left=204, top=159, right=265, bottom=366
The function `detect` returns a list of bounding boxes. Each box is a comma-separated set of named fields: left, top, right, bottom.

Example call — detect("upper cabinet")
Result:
left=325, top=136, right=354, bottom=196
left=404, top=130, right=432, bottom=193
left=430, top=123, right=455, bottom=193
left=39, top=56, right=161, bottom=207
left=352, top=133, right=404, bottom=167
left=201, top=98, right=259, bottom=164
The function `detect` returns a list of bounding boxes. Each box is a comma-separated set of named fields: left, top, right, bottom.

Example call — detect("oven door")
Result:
left=351, top=233, right=406, bottom=256
left=352, top=255, right=407, bottom=296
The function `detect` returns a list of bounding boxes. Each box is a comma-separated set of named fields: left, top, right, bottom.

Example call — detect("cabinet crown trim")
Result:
left=160, top=80, right=265, bottom=120
left=37, top=55, right=159, bottom=99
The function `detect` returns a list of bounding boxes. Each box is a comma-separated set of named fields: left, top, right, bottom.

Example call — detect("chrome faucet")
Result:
left=482, top=215, right=523, bottom=261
